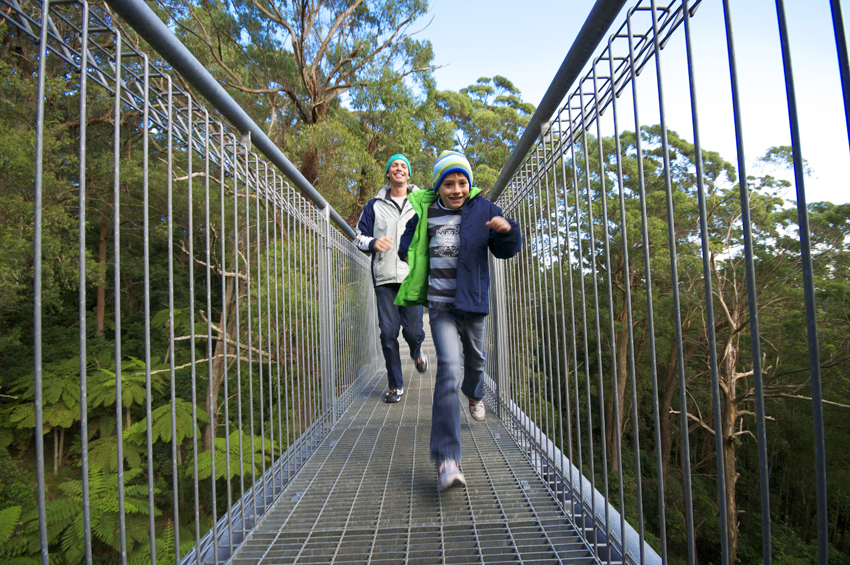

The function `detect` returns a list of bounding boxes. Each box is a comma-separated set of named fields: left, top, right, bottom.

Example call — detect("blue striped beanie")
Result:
left=432, top=150, right=473, bottom=192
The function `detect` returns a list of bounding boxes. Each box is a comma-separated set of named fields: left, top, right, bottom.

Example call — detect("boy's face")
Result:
left=386, top=159, right=410, bottom=184
left=437, top=171, right=470, bottom=209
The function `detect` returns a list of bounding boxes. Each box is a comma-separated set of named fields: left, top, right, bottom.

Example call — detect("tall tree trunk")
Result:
left=300, top=148, right=319, bottom=185
left=96, top=218, right=109, bottom=336
left=204, top=275, right=237, bottom=450
left=660, top=344, right=679, bottom=483
left=53, top=430, right=59, bottom=475
left=606, top=306, right=630, bottom=472
left=660, top=339, right=700, bottom=483
left=58, top=428, right=65, bottom=472
left=722, top=341, right=740, bottom=564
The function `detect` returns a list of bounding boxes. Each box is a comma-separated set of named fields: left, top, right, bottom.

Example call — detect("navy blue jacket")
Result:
left=396, top=190, right=522, bottom=314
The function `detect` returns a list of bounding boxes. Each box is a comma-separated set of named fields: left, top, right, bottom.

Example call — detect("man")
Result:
left=354, top=154, right=428, bottom=403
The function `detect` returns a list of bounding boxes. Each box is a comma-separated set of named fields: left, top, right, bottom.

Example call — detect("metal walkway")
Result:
left=230, top=330, right=598, bottom=565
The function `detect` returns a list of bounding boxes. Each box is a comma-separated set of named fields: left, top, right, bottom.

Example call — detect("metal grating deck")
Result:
left=230, top=333, right=599, bottom=564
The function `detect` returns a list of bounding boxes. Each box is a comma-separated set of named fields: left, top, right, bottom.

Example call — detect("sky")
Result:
left=419, top=0, right=850, bottom=206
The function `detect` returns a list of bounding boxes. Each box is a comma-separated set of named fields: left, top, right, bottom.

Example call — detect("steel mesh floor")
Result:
left=230, top=334, right=598, bottom=564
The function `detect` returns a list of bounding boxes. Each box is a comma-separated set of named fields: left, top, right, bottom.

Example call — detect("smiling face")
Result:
left=386, top=159, right=410, bottom=185
left=437, top=171, right=470, bottom=209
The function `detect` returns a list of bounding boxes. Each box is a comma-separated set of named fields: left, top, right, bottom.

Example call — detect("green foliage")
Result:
left=0, top=507, right=22, bottom=543
left=195, top=429, right=275, bottom=480
left=88, top=357, right=168, bottom=412
left=124, top=400, right=208, bottom=447
left=435, top=75, right=535, bottom=191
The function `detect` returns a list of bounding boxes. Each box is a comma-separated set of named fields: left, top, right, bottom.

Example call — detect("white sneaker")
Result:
left=468, top=398, right=485, bottom=421
left=436, top=459, right=466, bottom=492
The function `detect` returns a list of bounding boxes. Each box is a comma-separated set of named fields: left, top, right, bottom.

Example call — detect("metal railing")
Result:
left=486, top=0, right=847, bottom=564
left=3, top=0, right=380, bottom=563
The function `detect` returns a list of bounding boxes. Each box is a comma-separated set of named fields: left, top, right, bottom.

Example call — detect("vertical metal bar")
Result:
left=578, top=76, right=609, bottom=550
left=166, top=76, right=181, bottom=564
left=517, top=190, right=536, bottom=446
left=648, top=2, right=696, bottom=559
left=529, top=148, right=548, bottom=468
left=220, top=124, right=234, bottom=558
left=77, top=4, right=93, bottom=562
left=255, top=154, right=267, bottom=517
left=273, top=175, right=285, bottom=495
left=722, top=0, right=774, bottom=561
left=233, top=132, right=246, bottom=540
left=547, top=117, right=573, bottom=519
left=774, top=2, right=828, bottom=563
left=510, top=191, right=523, bottom=423
left=626, top=10, right=668, bottom=562
left=141, top=53, right=157, bottom=565
left=507, top=196, right=523, bottom=421
left=245, top=140, right=257, bottom=526
left=607, top=33, right=646, bottom=564
left=536, top=140, right=559, bottom=492
left=830, top=0, right=850, bottom=150
left=681, top=2, right=729, bottom=563
left=567, top=98, right=595, bottom=539
left=283, top=189, right=294, bottom=468
left=319, top=207, right=336, bottom=419
left=297, top=201, right=307, bottom=444
left=491, top=257, right=508, bottom=418
left=203, top=109, right=219, bottom=565
left=510, top=192, right=525, bottom=425
left=186, top=96, right=202, bottom=564
left=556, top=112, right=580, bottom=507
left=33, top=4, right=49, bottom=563
left=308, top=218, right=319, bottom=429
left=591, top=60, right=622, bottom=563
left=546, top=130, right=568, bottom=511
left=111, top=30, right=128, bottom=565
left=263, top=163, right=275, bottom=507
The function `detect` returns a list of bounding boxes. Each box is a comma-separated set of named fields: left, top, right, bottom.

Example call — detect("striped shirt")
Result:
left=427, top=200, right=462, bottom=304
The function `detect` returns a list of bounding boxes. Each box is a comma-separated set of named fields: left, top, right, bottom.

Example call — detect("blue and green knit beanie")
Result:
left=432, top=150, right=473, bottom=192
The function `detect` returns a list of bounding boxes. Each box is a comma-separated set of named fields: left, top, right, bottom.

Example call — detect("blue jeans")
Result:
left=375, top=283, right=424, bottom=390
left=428, top=302, right=486, bottom=463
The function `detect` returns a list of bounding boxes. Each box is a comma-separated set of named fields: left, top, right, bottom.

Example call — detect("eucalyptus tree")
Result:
left=158, top=0, right=434, bottom=188
left=434, top=75, right=535, bottom=190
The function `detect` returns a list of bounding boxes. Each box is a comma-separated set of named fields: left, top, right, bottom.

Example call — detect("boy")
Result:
left=395, top=150, right=523, bottom=492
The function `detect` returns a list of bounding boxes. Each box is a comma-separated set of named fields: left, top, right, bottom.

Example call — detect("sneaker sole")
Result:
left=439, top=473, right=467, bottom=492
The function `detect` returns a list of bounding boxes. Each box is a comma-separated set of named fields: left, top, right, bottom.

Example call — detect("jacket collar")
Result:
left=377, top=184, right=420, bottom=200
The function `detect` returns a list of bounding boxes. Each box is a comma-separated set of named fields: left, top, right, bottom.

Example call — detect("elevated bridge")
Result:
left=1, top=0, right=845, bottom=564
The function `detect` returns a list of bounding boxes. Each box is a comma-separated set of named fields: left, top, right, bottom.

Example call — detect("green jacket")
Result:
left=397, top=187, right=520, bottom=309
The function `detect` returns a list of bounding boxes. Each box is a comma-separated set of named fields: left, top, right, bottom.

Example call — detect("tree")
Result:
left=157, top=0, right=433, bottom=186
left=435, top=76, right=534, bottom=190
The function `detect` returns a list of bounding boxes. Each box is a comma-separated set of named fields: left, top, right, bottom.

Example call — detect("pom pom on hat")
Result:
left=384, top=154, right=411, bottom=176
left=432, top=150, right=472, bottom=191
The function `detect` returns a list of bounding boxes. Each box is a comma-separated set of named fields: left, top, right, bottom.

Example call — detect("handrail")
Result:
left=488, top=0, right=628, bottom=202
left=104, top=0, right=356, bottom=239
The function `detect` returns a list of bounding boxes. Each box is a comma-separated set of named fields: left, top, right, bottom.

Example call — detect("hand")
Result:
left=486, top=216, right=511, bottom=233
left=373, top=236, right=393, bottom=253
